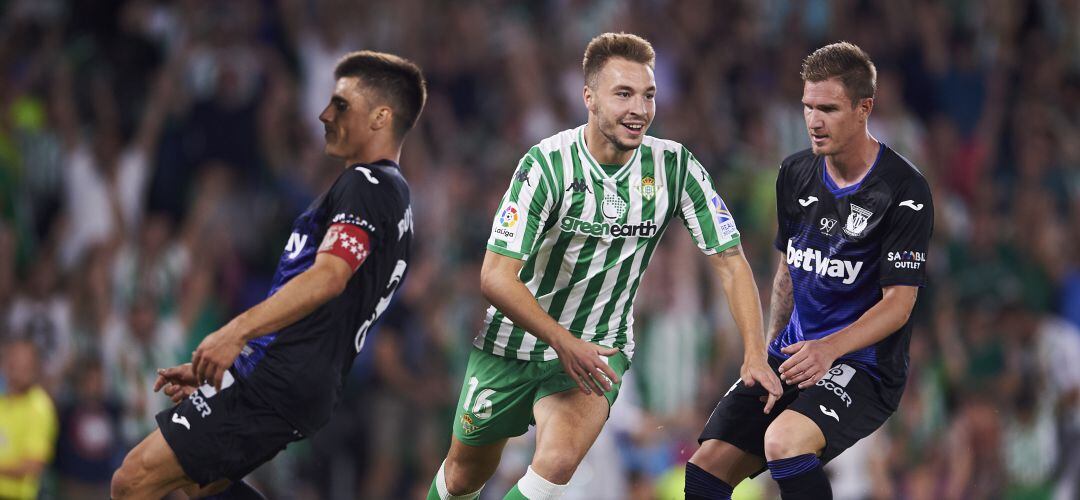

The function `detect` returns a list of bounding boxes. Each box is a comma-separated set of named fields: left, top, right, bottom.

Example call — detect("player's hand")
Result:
left=553, top=336, right=620, bottom=396
left=740, top=356, right=783, bottom=414
left=192, top=326, right=246, bottom=392
left=778, top=340, right=840, bottom=389
left=154, top=363, right=199, bottom=403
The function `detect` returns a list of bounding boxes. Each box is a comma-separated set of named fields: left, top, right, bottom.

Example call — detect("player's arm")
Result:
left=707, top=246, right=783, bottom=413
left=480, top=250, right=619, bottom=396
left=779, top=285, right=917, bottom=388
left=765, top=251, right=793, bottom=343
left=193, top=229, right=363, bottom=389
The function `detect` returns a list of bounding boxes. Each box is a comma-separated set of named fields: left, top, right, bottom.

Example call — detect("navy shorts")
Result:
left=698, top=356, right=898, bottom=463
left=155, top=371, right=303, bottom=485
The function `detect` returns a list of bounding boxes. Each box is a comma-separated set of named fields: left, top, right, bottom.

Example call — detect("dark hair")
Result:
left=801, top=42, right=877, bottom=106
left=334, top=51, right=427, bottom=139
left=582, top=33, right=655, bottom=88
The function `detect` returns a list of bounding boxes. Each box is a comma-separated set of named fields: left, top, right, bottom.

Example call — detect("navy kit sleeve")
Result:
left=326, top=166, right=389, bottom=247
left=878, top=177, right=934, bottom=287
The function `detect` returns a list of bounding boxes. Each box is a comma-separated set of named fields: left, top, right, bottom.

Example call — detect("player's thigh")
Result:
left=531, top=388, right=610, bottom=475
left=690, top=439, right=765, bottom=486
left=697, top=360, right=800, bottom=461
left=113, top=429, right=196, bottom=498
left=783, top=362, right=895, bottom=462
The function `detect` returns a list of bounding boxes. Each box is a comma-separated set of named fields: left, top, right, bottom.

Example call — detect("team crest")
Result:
left=637, top=176, right=656, bottom=200
left=460, top=414, right=477, bottom=435
left=843, top=204, right=872, bottom=237
left=602, top=192, right=627, bottom=220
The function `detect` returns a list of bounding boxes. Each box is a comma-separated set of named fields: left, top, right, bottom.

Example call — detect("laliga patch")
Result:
left=493, top=202, right=522, bottom=242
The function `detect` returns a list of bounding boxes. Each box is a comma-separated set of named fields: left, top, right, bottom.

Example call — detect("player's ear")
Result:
left=859, top=97, right=873, bottom=121
left=583, top=85, right=595, bottom=113
left=371, top=105, right=393, bottom=131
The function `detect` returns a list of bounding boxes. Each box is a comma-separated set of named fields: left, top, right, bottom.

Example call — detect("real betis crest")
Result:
left=638, top=176, right=656, bottom=200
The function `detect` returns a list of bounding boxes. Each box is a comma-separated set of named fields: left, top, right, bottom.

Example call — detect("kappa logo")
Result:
left=171, top=413, right=191, bottom=430
left=514, top=165, right=531, bottom=185
left=566, top=178, right=591, bottom=193
left=798, top=196, right=818, bottom=207
left=843, top=204, right=873, bottom=237
left=819, top=405, right=840, bottom=422
left=899, top=200, right=924, bottom=211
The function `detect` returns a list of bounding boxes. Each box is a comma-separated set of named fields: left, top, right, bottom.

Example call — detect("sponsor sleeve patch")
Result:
left=318, top=223, right=372, bottom=271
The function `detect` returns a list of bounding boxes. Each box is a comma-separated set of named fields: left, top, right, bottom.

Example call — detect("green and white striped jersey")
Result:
left=479, top=125, right=740, bottom=361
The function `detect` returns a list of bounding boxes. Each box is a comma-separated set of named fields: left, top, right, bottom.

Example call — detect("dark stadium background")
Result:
left=1, top=0, right=1078, bottom=498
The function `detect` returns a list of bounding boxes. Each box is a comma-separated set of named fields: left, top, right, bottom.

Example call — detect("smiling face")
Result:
left=319, top=76, right=379, bottom=162
left=802, top=77, right=873, bottom=156
left=584, top=57, right=656, bottom=152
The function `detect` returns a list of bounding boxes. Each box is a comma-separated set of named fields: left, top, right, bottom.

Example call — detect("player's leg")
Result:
left=765, top=362, right=896, bottom=500
left=429, top=348, right=538, bottom=499
left=690, top=364, right=798, bottom=499
left=762, top=410, right=829, bottom=500
left=429, top=436, right=509, bottom=499
left=502, top=351, right=631, bottom=499
left=111, top=429, right=196, bottom=499
left=686, top=440, right=764, bottom=499
left=504, top=388, right=609, bottom=499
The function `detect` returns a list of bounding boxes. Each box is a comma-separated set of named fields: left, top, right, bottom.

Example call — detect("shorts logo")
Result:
left=819, top=405, right=840, bottom=422
left=843, top=204, right=872, bottom=237
left=172, top=413, right=191, bottom=430
left=460, top=414, right=477, bottom=435
left=189, top=390, right=212, bottom=418
left=815, top=364, right=855, bottom=407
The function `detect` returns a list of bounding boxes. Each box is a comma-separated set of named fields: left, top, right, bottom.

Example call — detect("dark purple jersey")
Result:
left=232, top=160, right=412, bottom=435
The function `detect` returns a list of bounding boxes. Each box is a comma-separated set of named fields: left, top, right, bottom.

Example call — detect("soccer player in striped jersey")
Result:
left=427, top=33, right=782, bottom=500
left=688, top=43, right=934, bottom=500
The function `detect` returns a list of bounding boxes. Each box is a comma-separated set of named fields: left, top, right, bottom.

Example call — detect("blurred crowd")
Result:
left=0, top=0, right=1078, bottom=499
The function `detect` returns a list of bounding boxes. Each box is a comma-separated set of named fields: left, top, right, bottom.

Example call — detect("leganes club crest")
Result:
left=843, top=204, right=872, bottom=237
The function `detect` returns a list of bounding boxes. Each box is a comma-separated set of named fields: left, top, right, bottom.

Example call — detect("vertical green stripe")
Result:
left=664, top=150, right=681, bottom=218
left=684, top=168, right=720, bottom=248
left=482, top=310, right=503, bottom=352
left=519, top=177, right=549, bottom=255
left=505, top=143, right=586, bottom=356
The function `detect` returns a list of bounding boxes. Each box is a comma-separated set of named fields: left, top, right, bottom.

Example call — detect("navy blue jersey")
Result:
left=232, top=160, right=412, bottom=435
left=769, top=145, right=932, bottom=395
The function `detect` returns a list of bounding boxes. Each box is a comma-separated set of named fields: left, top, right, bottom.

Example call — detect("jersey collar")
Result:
left=576, top=126, right=640, bottom=183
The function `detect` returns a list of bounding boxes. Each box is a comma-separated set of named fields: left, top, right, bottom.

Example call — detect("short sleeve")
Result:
left=879, top=178, right=934, bottom=287
left=486, top=153, right=553, bottom=260
left=678, top=151, right=741, bottom=255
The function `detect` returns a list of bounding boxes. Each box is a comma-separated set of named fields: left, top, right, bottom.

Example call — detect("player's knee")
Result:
left=531, top=451, right=579, bottom=484
left=110, top=456, right=140, bottom=499
left=763, top=421, right=819, bottom=461
left=443, top=457, right=487, bottom=495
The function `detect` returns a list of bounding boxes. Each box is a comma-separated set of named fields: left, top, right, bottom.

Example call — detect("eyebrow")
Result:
left=613, top=84, right=657, bottom=93
left=804, top=101, right=840, bottom=111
